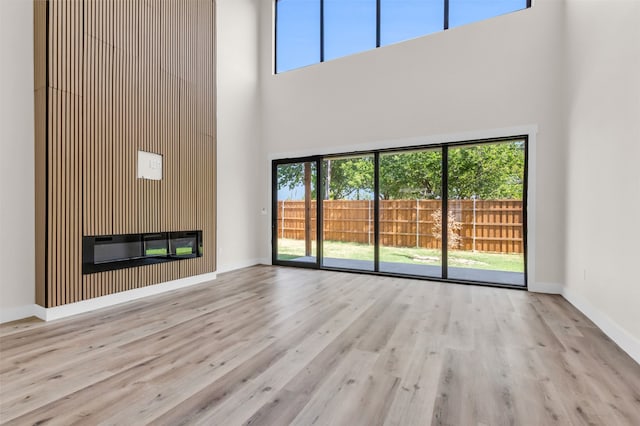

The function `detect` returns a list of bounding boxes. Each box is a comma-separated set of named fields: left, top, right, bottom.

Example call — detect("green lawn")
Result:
left=276, top=238, right=524, bottom=272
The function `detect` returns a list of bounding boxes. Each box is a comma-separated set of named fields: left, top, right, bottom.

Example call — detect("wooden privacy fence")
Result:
left=277, top=199, right=524, bottom=254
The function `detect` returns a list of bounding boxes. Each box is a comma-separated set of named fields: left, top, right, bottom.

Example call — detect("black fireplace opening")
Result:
left=83, top=231, right=203, bottom=274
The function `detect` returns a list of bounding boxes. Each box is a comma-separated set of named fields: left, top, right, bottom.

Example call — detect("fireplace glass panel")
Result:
left=143, top=234, right=169, bottom=257
left=94, top=239, right=142, bottom=264
left=170, top=233, right=197, bottom=257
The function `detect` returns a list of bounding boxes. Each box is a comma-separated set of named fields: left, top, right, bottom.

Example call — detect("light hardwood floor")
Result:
left=1, top=266, right=639, bottom=425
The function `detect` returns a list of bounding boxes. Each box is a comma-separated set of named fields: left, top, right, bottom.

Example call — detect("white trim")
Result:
left=0, top=304, right=40, bottom=324
left=33, top=304, right=47, bottom=321
left=563, top=286, right=640, bottom=365
left=528, top=281, right=563, bottom=294
left=35, top=272, right=217, bottom=322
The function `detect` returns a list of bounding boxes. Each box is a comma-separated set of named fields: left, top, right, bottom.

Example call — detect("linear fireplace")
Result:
left=83, top=231, right=202, bottom=274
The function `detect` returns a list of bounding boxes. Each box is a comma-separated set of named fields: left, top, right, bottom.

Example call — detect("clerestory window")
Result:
left=275, top=0, right=530, bottom=73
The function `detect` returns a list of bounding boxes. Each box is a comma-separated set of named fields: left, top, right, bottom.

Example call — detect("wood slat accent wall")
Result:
left=34, top=0, right=217, bottom=308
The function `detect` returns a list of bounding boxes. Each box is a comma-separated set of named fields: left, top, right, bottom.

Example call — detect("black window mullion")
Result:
left=271, top=161, right=279, bottom=264
left=442, top=146, right=449, bottom=279
left=320, top=0, right=325, bottom=62
left=376, top=0, right=381, bottom=48
left=444, top=0, right=449, bottom=30
left=374, top=153, right=380, bottom=271
left=522, top=138, right=529, bottom=287
left=274, top=1, right=278, bottom=73
left=317, top=158, right=324, bottom=268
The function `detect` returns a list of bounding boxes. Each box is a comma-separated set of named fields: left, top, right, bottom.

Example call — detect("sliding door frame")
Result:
left=272, top=156, right=323, bottom=269
left=272, top=135, right=528, bottom=290
left=442, top=145, right=450, bottom=280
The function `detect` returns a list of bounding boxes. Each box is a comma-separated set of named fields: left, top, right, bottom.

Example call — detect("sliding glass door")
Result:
left=274, top=160, right=318, bottom=265
left=446, top=141, right=526, bottom=286
left=272, top=137, right=527, bottom=288
left=321, top=155, right=375, bottom=271
left=379, top=149, right=443, bottom=277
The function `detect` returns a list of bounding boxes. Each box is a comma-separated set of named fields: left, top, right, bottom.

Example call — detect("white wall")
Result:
left=564, top=0, right=640, bottom=360
left=216, top=0, right=266, bottom=272
left=0, top=0, right=36, bottom=322
left=258, top=0, right=568, bottom=290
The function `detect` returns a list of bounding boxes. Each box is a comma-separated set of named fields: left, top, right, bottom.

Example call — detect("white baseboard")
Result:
left=0, top=304, right=42, bottom=324
left=562, top=286, right=640, bottom=365
left=528, top=281, right=563, bottom=294
left=0, top=272, right=217, bottom=323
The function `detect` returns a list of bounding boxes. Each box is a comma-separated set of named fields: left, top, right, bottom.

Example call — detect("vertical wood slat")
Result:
left=34, top=0, right=47, bottom=306
left=50, top=1, right=56, bottom=307
left=64, top=0, right=69, bottom=303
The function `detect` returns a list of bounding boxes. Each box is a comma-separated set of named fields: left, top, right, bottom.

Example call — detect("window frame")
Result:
left=272, top=135, right=529, bottom=290
left=274, top=0, right=532, bottom=74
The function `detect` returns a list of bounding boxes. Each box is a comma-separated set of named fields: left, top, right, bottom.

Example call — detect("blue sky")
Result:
left=278, top=185, right=308, bottom=201
left=276, top=0, right=527, bottom=73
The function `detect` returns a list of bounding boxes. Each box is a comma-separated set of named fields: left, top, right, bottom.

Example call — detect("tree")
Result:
left=322, top=157, right=374, bottom=200
left=447, top=142, right=524, bottom=199
left=379, top=151, right=442, bottom=199
left=431, top=209, right=463, bottom=249
left=276, top=162, right=318, bottom=200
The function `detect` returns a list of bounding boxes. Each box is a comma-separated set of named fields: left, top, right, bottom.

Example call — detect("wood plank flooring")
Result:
left=1, top=265, right=639, bottom=425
